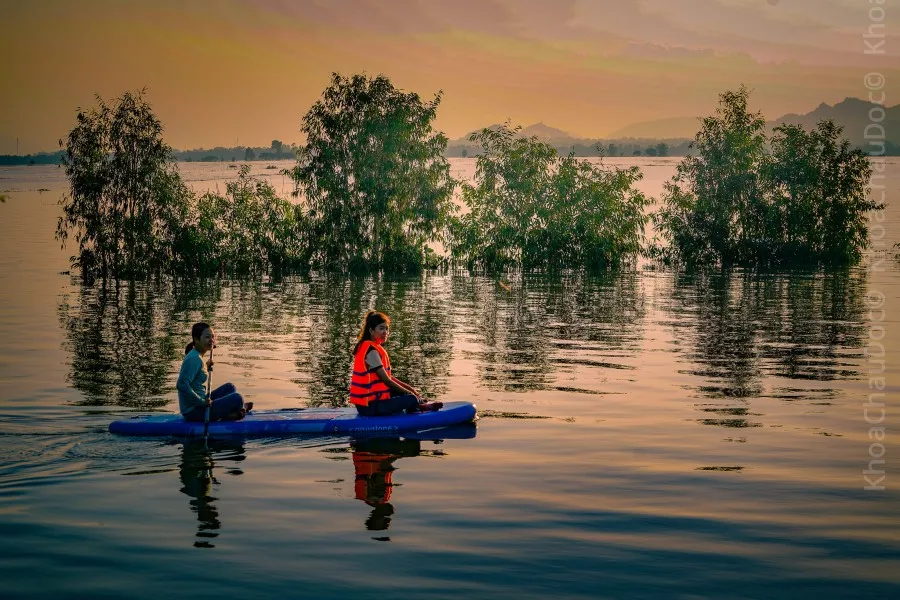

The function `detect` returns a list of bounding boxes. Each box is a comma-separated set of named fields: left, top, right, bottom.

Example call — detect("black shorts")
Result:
left=355, top=393, right=419, bottom=416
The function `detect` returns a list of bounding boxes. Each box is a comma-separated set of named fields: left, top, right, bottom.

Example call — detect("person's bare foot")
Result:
left=231, top=402, right=254, bottom=420
left=224, top=410, right=245, bottom=421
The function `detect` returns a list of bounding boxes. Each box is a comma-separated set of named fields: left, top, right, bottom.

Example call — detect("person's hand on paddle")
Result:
left=205, top=394, right=212, bottom=407
left=206, top=333, right=216, bottom=371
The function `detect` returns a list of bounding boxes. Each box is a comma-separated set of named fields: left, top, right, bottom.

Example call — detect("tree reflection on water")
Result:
left=58, top=269, right=870, bottom=422
left=666, top=267, right=869, bottom=427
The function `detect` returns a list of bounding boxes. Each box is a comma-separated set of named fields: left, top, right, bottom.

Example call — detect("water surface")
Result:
left=1, top=159, right=898, bottom=599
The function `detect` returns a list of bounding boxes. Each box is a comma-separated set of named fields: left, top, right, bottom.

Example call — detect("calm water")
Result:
left=1, top=159, right=898, bottom=599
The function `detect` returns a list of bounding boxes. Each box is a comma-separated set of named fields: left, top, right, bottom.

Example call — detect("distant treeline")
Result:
left=447, top=138, right=900, bottom=158
left=0, top=144, right=298, bottom=166
left=175, top=141, right=297, bottom=163
left=6, top=136, right=897, bottom=166
left=0, top=141, right=688, bottom=164
left=446, top=139, right=694, bottom=158
left=0, top=150, right=65, bottom=165
left=54, top=78, right=883, bottom=280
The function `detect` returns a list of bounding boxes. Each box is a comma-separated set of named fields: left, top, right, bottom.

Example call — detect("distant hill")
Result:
left=519, top=122, right=578, bottom=142
left=459, top=122, right=579, bottom=143
left=605, top=97, right=899, bottom=154
left=447, top=122, right=691, bottom=157
left=770, top=97, right=900, bottom=151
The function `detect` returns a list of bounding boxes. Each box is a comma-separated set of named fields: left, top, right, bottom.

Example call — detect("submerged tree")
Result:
left=182, top=165, right=308, bottom=275
left=651, top=87, right=768, bottom=265
left=451, top=124, right=649, bottom=271
left=652, top=86, right=879, bottom=266
left=765, top=121, right=875, bottom=264
left=287, top=73, right=455, bottom=272
left=57, top=90, right=193, bottom=279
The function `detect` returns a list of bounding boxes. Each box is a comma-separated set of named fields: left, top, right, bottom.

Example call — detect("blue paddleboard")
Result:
left=108, top=401, right=477, bottom=437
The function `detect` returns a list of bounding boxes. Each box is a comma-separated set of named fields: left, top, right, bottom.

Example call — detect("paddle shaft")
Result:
left=203, top=346, right=213, bottom=437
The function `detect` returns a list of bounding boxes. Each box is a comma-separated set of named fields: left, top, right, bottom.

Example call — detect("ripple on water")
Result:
left=2, top=162, right=900, bottom=596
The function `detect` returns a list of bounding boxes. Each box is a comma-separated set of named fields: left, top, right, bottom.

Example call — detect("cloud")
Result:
left=245, top=0, right=519, bottom=36
left=3, top=0, right=898, bottom=152
left=571, top=0, right=899, bottom=65
left=618, top=43, right=719, bottom=62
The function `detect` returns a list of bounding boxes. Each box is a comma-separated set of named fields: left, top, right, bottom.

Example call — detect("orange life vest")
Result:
left=349, top=341, right=392, bottom=406
left=353, top=451, right=393, bottom=504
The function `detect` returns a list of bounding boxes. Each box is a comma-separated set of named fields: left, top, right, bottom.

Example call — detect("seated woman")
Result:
left=177, top=322, right=253, bottom=422
left=349, top=311, right=442, bottom=416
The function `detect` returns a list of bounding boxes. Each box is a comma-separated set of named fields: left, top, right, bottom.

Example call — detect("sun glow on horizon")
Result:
left=2, top=0, right=898, bottom=154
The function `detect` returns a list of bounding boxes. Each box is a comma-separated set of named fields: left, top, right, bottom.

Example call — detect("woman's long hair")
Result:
left=185, top=322, right=211, bottom=355
left=353, top=311, right=390, bottom=355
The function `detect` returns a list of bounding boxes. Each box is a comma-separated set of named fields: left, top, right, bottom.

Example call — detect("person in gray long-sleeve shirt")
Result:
left=177, top=322, right=253, bottom=422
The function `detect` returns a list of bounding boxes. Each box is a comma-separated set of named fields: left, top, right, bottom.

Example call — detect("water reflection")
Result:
left=351, top=437, right=421, bottom=538
left=59, top=267, right=864, bottom=415
left=300, top=275, right=455, bottom=407
left=58, top=274, right=456, bottom=409
left=58, top=279, right=183, bottom=407
left=667, top=268, right=869, bottom=426
left=757, top=269, right=869, bottom=381
left=347, top=424, right=476, bottom=540
left=58, top=271, right=649, bottom=409
left=450, top=273, right=645, bottom=392
left=177, top=437, right=245, bottom=549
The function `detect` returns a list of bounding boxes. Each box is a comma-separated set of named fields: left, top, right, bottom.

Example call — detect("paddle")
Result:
left=203, top=344, right=214, bottom=439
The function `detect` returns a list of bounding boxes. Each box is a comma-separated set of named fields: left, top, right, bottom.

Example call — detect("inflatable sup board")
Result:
left=109, top=401, right=477, bottom=437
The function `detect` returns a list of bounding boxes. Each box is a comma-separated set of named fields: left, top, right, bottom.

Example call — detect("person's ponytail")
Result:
left=185, top=322, right=211, bottom=355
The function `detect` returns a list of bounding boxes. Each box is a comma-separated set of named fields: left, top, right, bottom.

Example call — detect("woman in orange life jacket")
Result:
left=349, top=311, right=443, bottom=416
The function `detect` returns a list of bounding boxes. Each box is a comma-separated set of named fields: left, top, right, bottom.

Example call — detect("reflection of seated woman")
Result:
left=349, top=311, right=442, bottom=416
left=352, top=437, right=422, bottom=533
left=178, top=437, right=245, bottom=549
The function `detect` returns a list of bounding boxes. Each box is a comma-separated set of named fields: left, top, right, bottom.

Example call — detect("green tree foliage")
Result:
left=450, top=124, right=649, bottom=272
left=58, top=91, right=307, bottom=279
left=288, top=73, right=455, bottom=272
left=56, top=90, right=193, bottom=279
left=180, top=165, right=308, bottom=275
left=765, top=121, right=876, bottom=263
left=651, top=87, right=879, bottom=266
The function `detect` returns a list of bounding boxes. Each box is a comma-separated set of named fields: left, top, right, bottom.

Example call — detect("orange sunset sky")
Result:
left=2, top=0, right=898, bottom=154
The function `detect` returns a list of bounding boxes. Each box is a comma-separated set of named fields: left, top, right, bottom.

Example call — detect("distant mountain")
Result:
left=770, top=97, right=900, bottom=149
left=606, top=97, right=899, bottom=152
left=447, top=122, right=691, bottom=157
left=457, top=122, right=578, bottom=143
left=520, top=122, right=577, bottom=142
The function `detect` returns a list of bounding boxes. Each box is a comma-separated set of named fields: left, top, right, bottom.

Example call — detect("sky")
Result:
left=2, top=0, right=899, bottom=154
